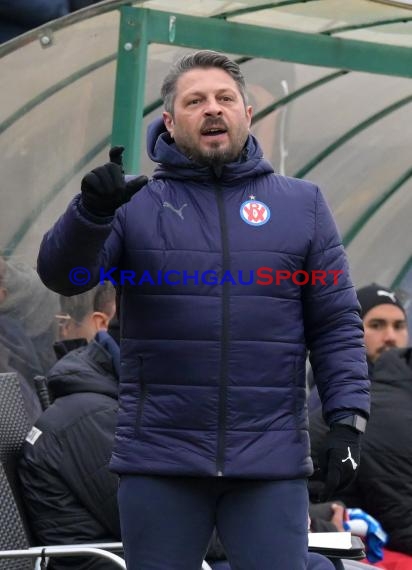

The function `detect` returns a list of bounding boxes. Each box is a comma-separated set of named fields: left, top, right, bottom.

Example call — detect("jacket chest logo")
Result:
left=240, top=199, right=271, bottom=226
left=163, top=201, right=188, bottom=220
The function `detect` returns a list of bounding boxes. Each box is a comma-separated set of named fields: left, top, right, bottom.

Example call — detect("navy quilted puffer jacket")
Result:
left=38, top=118, right=369, bottom=479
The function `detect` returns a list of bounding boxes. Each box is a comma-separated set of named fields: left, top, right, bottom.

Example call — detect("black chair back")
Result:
left=0, top=372, right=34, bottom=569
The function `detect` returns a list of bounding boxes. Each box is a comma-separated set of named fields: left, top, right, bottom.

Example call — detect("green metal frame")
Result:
left=111, top=6, right=412, bottom=172
left=111, top=7, right=149, bottom=172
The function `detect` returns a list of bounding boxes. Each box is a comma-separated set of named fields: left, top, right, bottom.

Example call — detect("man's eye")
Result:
left=188, top=99, right=200, bottom=105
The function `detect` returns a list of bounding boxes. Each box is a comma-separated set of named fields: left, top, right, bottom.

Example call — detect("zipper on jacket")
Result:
left=214, top=183, right=231, bottom=476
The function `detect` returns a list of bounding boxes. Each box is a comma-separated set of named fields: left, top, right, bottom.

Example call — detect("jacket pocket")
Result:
left=136, top=357, right=148, bottom=434
left=293, top=355, right=307, bottom=439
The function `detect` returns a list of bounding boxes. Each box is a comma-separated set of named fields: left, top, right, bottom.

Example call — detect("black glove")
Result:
left=320, top=423, right=361, bottom=501
left=81, top=146, right=148, bottom=217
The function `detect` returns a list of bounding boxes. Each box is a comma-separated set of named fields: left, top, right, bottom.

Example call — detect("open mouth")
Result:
left=201, top=127, right=227, bottom=137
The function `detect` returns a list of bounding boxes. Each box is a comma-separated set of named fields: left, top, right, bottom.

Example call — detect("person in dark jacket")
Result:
left=308, top=282, right=408, bottom=415
left=37, top=50, right=370, bottom=570
left=310, top=284, right=412, bottom=560
left=309, top=283, right=408, bottom=429
left=18, top=329, right=120, bottom=570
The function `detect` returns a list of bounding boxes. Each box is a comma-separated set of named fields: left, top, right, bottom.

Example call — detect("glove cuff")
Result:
left=330, top=423, right=362, bottom=439
left=334, top=414, right=367, bottom=433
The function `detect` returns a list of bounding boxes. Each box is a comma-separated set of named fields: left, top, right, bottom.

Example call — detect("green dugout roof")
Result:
left=0, top=0, right=411, bottom=321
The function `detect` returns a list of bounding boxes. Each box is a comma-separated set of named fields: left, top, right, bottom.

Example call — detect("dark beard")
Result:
left=191, top=146, right=238, bottom=166
left=177, top=140, right=242, bottom=167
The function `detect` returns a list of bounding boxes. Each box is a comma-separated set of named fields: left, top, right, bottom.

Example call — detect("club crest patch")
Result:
left=240, top=200, right=271, bottom=226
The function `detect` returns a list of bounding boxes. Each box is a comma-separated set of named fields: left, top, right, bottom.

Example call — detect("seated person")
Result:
left=310, top=284, right=412, bottom=564
left=18, top=285, right=118, bottom=570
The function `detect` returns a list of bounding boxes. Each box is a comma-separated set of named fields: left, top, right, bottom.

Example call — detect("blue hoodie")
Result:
left=37, top=118, right=369, bottom=478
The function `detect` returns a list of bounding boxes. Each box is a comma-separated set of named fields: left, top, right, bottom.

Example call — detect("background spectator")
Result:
left=57, top=281, right=116, bottom=344
left=18, top=312, right=120, bottom=570
left=310, top=284, right=412, bottom=564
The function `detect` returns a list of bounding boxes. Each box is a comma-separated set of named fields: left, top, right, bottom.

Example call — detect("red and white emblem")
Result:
left=240, top=199, right=271, bottom=226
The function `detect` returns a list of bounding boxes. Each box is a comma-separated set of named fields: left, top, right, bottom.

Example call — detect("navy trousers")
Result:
left=118, top=475, right=309, bottom=570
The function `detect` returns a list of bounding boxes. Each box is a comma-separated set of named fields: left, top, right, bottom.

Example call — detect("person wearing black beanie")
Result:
left=356, top=283, right=406, bottom=321
left=356, top=283, right=408, bottom=364
left=309, top=286, right=411, bottom=560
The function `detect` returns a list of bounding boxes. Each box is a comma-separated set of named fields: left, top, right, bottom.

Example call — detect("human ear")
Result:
left=163, top=111, right=175, bottom=138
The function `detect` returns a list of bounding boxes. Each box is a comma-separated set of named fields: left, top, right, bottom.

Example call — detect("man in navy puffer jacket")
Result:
left=37, top=50, right=370, bottom=570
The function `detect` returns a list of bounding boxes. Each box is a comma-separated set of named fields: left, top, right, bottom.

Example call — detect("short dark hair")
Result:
left=93, top=280, right=116, bottom=315
left=59, top=290, right=95, bottom=324
left=161, top=50, right=248, bottom=115
left=59, top=282, right=115, bottom=323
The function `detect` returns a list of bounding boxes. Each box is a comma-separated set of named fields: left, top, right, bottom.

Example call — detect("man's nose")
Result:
left=383, top=326, right=398, bottom=344
left=204, top=98, right=222, bottom=115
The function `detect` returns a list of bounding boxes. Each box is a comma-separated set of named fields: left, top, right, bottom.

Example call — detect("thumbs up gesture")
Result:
left=80, top=146, right=148, bottom=217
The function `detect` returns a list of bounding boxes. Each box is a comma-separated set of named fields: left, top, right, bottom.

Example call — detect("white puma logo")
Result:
left=342, top=446, right=358, bottom=470
left=163, top=201, right=188, bottom=220
left=377, top=289, right=397, bottom=303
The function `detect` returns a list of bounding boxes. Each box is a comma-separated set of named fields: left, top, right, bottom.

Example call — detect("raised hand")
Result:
left=81, top=146, right=148, bottom=216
